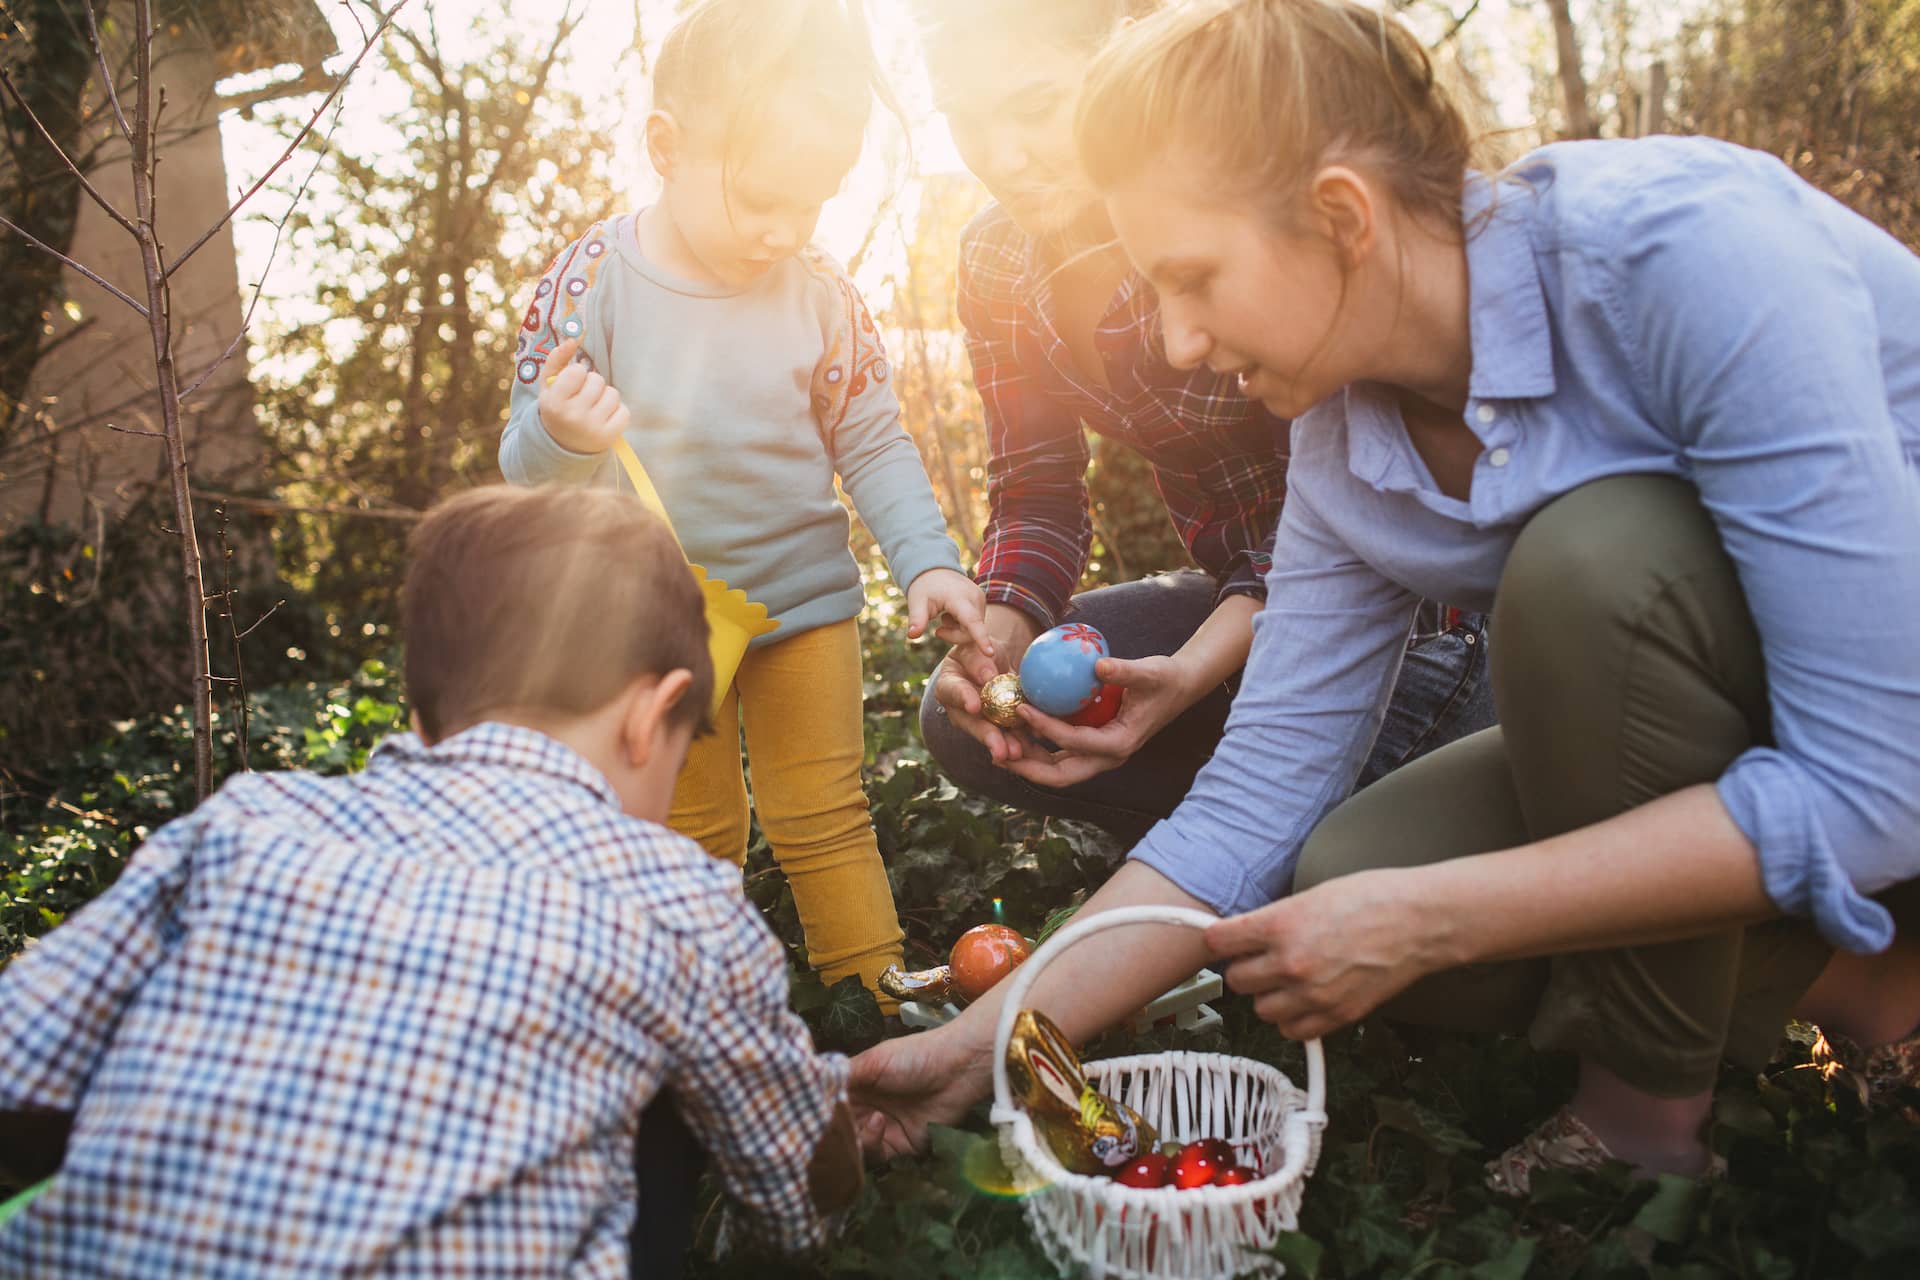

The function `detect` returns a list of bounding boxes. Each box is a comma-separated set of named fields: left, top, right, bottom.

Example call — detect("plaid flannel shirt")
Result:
left=960, top=203, right=1294, bottom=628
left=0, top=724, right=847, bottom=1277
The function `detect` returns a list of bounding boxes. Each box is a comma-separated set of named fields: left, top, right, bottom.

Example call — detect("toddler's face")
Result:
left=661, top=100, right=862, bottom=289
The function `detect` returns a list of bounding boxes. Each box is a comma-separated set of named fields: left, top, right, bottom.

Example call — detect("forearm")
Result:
left=1170, top=594, right=1260, bottom=694
left=1418, top=784, right=1776, bottom=970
left=938, top=862, right=1217, bottom=1087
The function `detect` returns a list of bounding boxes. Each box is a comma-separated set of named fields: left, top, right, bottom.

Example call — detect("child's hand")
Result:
left=906, top=568, right=993, bottom=657
left=537, top=337, right=630, bottom=455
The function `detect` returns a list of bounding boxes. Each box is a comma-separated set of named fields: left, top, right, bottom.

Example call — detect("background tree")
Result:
left=251, top=0, right=620, bottom=646
left=1670, top=0, right=1919, bottom=250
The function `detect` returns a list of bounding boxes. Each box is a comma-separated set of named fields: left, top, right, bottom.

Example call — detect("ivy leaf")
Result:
left=1373, top=1094, right=1480, bottom=1156
left=1267, top=1229, right=1325, bottom=1277
left=1469, top=1235, right=1537, bottom=1279
left=810, top=976, right=884, bottom=1053
left=1629, top=1173, right=1701, bottom=1245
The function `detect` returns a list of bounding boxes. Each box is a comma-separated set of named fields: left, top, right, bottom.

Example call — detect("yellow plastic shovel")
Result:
left=610, top=439, right=778, bottom=716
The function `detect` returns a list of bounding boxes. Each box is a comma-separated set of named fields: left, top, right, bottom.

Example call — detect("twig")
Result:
left=164, top=0, right=411, bottom=279
left=182, top=66, right=359, bottom=404
left=108, top=423, right=166, bottom=437
left=235, top=599, right=286, bottom=642
left=1435, top=0, right=1482, bottom=48
left=213, top=506, right=253, bottom=769
left=0, top=66, right=138, bottom=235
left=0, top=213, right=150, bottom=315
left=83, top=0, right=133, bottom=140
left=190, top=488, right=424, bottom=521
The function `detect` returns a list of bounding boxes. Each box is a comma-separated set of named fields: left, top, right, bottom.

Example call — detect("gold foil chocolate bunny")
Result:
left=1005, top=1009, right=1158, bottom=1176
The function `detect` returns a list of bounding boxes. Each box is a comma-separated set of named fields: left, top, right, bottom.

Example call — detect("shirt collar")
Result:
left=370, top=722, right=622, bottom=809
left=1462, top=172, right=1557, bottom=402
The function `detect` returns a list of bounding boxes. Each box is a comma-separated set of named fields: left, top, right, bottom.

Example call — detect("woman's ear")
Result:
left=644, top=109, right=682, bottom=182
left=1309, top=164, right=1378, bottom=270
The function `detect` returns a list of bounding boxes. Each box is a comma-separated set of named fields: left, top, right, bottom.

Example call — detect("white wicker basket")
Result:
left=990, top=907, right=1328, bottom=1280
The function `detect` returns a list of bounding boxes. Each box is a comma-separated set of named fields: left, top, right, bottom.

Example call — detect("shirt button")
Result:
left=1475, top=404, right=1498, bottom=425
left=1488, top=447, right=1512, bottom=468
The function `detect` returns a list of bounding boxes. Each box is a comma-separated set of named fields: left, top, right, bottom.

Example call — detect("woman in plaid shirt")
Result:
left=910, top=0, right=1494, bottom=842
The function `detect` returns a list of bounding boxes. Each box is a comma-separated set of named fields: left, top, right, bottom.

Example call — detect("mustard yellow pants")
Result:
left=670, top=618, right=905, bottom=998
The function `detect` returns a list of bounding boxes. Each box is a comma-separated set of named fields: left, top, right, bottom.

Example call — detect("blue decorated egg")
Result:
left=1019, top=622, right=1110, bottom=716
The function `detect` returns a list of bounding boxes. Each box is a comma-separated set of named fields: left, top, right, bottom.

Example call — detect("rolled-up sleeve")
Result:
left=1130, top=476, right=1416, bottom=914
left=1610, top=170, right=1920, bottom=952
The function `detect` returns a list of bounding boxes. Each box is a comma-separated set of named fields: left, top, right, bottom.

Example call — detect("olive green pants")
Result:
left=1295, top=475, right=1844, bottom=1096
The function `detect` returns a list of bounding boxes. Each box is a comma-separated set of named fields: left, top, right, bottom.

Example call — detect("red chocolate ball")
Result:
left=1171, top=1138, right=1235, bottom=1190
left=1211, top=1164, right=1258, bottom=1187
left=1114, top=1152, right=1173, bottom=1188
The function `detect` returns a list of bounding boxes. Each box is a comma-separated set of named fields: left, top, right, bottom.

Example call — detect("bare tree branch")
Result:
left=165, top=1, right=408, bottom=279
left=0, top=65, right=138, bottom=235
left=82, top=0, right=133, bottom=140
left=191, top=488, right=425, bottom=521
left=0, top=211, right=149, bottom=313
left=1436, top=0, right=1482, bottom=48
left=181, top=85, right=357, bottom=404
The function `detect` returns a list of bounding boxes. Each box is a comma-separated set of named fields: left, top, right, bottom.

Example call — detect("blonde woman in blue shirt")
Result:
left=851, top=0, right=1920, bottom=1193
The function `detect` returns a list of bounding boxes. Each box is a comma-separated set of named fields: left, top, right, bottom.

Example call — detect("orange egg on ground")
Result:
left=949, top=924, right=1032, bottom=1001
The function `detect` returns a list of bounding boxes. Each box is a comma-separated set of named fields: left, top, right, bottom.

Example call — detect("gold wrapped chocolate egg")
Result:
left=981, top=672, right=1026, bottom=728
left=877, top=963, right=954, bottom=1004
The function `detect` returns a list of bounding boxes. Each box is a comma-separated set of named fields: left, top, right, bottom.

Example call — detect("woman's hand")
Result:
left=1204, top=868, right=1457, bottom=1041
left=931, top=604, right=1040, bottom=765
left=849, top=1023, right=994, bottom=1160
left=1002, top=653, right=1206, bottom=788
left=907, top=568, right=995, bottom=657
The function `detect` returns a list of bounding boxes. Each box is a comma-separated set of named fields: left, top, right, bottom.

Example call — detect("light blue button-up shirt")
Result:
left=1130, top=137, right=1920, bottom=953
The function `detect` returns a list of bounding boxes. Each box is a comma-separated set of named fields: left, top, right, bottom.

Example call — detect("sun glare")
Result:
left=221, top=0, right=969, bottom=323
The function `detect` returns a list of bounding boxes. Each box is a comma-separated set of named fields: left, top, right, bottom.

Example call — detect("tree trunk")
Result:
left=1544, top=0, right=1596, bottom=139
left=0, top=0, right=100, bottom=446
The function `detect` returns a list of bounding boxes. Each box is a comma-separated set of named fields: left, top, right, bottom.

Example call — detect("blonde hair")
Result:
left=1076, top=0, right=1479, bottom=235
left=654, top=0, right=901, bottom=189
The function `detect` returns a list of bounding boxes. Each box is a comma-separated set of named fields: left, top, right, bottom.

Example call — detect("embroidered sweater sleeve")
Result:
left=957, top=218, right=1093, bottom=630
left=807, top=252, right=963, bottom=592
left=500, top=221, right=621, bottom=489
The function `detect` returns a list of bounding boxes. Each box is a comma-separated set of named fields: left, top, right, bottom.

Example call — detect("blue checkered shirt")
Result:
left=0, top=724, right=848, bottom=1276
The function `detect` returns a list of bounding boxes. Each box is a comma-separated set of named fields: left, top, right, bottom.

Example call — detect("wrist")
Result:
left=1398, top=863, right=1476, bottom=970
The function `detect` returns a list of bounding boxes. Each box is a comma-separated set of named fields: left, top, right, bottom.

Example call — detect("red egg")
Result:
left=949, top=924, right=1031, bottom=1001
left=1114, top=1151, right=1173, bottom=1188
left=1064, top=683, right=1124, bottom=728
left=1171, top=1138, right=1234, bottom=1189
left=1211, top=1164, right=1258, bottom=1187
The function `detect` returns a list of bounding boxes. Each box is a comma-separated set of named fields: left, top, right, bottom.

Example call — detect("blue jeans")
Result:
left=919, top=571, right=1496, bottom=844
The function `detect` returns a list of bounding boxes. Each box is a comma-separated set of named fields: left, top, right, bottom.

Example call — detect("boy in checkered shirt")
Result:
left=0, top=486, right=861, bottom=1277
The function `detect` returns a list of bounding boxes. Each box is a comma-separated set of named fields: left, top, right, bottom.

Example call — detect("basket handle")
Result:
left=988, top=904, right=1326, bottom=1121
